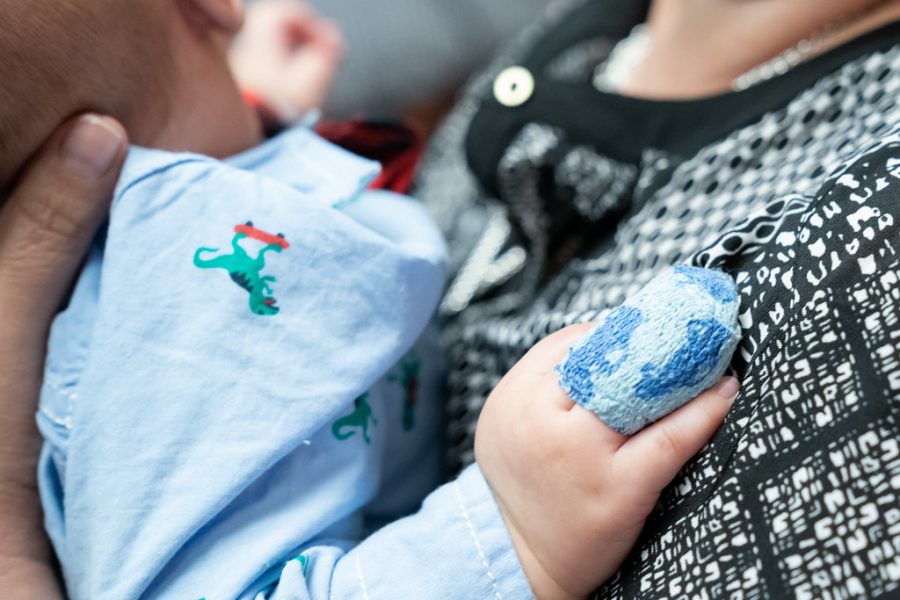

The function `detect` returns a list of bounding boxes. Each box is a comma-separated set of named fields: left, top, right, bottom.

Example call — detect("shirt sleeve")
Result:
left=755, top=142, right=900, bottom=593
left=264, top=465, right=534, bottom=600
left=695, top=141, right=900, bottom=598
left=740, top=140, right=900, bottom=368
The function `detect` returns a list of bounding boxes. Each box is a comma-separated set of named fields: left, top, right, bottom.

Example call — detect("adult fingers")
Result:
left=0, top=114, right=124, bottom=582
left=0, top=111, right=125, bottom=508
left=614, top=377, right=739, bottom=494
left=0, top=114, right=126, bottom=337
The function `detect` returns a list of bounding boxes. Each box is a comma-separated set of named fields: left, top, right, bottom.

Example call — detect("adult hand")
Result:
left=0, top=114, right=127, bottom=599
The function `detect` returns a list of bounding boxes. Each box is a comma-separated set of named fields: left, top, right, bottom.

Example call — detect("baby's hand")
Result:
left=230, top=0, right=343, bottom=120
left=475, top=324, right=739, bottom=600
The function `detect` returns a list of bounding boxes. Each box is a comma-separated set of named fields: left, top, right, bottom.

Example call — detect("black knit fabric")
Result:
left=413, top=0, right=900, bottom=597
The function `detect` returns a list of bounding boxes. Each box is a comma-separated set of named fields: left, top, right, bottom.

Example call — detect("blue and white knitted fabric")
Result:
left=557, top=266, right=740, bottom=434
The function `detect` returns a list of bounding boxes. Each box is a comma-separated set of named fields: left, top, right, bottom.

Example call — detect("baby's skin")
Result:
left=476, top=324, right=739, bottom=600
left=230, top=0, right=344, bottom=122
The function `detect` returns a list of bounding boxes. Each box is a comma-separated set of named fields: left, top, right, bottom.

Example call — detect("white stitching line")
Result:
left=354, top=551, right=371, bottom=600
left=454, top=480, right=503, bottom=600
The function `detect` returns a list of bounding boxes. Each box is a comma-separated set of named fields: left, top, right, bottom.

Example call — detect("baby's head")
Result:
left=0, top=0, right=260, bottom=191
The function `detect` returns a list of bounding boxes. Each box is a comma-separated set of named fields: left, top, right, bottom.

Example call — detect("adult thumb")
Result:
left=0, top=114, right=126, bottom=333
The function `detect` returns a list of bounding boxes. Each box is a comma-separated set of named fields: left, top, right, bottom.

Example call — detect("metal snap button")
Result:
left=493, top=66, right=535, bottom=108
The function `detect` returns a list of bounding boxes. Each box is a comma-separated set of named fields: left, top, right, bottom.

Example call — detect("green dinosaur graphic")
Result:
left=332, top=394, right=377, bottom=444
left=295, top=553, right=309, bottom=576
left=388, top=357, right=420, bottom=431
left=194, top=222, right=289, bottom=316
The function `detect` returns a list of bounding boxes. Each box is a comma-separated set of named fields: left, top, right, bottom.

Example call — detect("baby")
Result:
left=1, top=1, right=738, bottom=599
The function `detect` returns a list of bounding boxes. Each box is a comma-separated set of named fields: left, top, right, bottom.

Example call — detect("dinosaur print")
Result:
left=295, top=554, right=309, bottom=576
left=194, top=222, right=289, bottom=316
left=332, top=394, right=377, bottom=444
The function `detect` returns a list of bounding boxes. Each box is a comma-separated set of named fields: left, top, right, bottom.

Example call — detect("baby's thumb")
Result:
left=615, top=377, right=739, bottom=494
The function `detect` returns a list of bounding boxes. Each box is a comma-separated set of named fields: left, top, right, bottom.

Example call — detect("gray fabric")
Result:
left=304, top=0, right=548, bottom=117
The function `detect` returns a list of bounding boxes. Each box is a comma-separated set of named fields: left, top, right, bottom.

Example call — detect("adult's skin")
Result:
left=622, top=0, right=900, bottom=98
left=0, top=114, right=127, bottom=599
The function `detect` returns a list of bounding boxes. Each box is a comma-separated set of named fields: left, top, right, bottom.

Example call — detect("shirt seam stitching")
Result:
left=354, top=551, right=371, bottom=600
left=454, top=480, right=503, bottom=600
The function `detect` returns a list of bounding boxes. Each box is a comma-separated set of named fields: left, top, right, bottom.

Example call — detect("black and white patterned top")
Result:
left=413, top=0, right=900, bottom=597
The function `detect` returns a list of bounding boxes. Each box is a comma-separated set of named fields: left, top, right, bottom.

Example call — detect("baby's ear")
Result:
left=178, top=0, right=244, bottom=35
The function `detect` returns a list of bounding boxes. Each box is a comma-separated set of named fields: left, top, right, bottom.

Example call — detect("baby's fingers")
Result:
left=615, top=377, right=739, bottom=494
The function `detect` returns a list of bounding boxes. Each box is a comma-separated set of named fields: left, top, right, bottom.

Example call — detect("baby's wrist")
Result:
left=491, top=494, right=583, bottom=600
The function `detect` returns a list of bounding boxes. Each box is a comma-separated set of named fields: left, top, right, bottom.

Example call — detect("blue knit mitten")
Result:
left=556, top=266, right=740, bottom=434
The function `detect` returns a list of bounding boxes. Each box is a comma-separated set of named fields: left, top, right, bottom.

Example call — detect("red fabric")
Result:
left=315, top=119, right=424, bottom=194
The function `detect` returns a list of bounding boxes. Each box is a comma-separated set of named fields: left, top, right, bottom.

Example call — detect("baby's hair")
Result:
left=0, top=0, right=172, bottom=189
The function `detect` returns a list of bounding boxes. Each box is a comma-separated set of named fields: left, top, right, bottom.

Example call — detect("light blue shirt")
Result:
left=37, top=127, right=532, bottom=600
